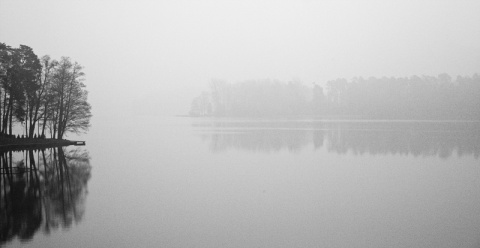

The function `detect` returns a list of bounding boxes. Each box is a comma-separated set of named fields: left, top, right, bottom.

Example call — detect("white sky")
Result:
left=1, top=0, right=480, bottom=117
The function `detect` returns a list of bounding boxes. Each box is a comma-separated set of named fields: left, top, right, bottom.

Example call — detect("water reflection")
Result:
left=194, top=120, right=480, bottom=158
left=0, top=147, right=91, bottom=245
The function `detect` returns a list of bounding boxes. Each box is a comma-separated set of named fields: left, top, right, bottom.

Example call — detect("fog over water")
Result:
left=1, top=117, right=480, bottom=247
left=2, top=1, right=480, bottom=247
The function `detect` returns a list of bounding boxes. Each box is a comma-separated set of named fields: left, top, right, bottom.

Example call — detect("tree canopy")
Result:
left=0, top=42, right=91, bottom=139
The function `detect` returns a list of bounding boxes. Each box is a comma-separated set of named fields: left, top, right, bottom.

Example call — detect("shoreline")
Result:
left=0, top=138, right=85, bottom=152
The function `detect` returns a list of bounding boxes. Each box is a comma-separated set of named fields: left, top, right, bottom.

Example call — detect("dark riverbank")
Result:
left=0, top=137, right=85, bottom=151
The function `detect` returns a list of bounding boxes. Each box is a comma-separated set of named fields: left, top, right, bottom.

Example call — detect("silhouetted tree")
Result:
left=17, top=45, right=42, bottom=138
left=48, top=57, right=91, bottom=139
left=0, top=43, right=91, bottom=139
left=0, top=43, right=31, bottom=135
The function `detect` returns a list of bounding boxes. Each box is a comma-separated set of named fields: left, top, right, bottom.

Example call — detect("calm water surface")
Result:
left=2, top=117, right=480, bottom=247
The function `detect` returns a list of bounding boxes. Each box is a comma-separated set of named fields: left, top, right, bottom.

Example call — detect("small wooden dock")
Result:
left=73, top=141, right=86, bottom=146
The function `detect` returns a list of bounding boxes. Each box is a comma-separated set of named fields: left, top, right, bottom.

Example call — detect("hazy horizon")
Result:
left=2, top=0, right=480, bottom=118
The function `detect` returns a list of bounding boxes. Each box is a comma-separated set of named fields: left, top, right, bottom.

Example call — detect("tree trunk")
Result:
left=0, top=89, right=2, bottom=132
left=8, top=101, right=13, bottom=135
left=41, top=101, right=48, bottom=137
left=2, top=92, right=8, bottom=133
left=25, top=111, right=28, bottom=137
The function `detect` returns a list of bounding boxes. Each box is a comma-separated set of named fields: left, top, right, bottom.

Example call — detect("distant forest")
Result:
left=190, top=74, right=480, bottom=120
left=0, top=43, right=91, bottom=139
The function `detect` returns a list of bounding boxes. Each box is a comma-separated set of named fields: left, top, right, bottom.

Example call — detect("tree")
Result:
left=38, top=55, right=58, bottom=137
left=50, top=57, right=91, bottom=139
left=191, top=74, right=480, bottom=120
left=0, top=44, right=37, bottom=135
left=311, top=83, right=326, bottom=115
left=17, top=45, right=42, bottom=138
left=189, top=92, right=212, bottom=116
left=0, top=43, right=91, bottom=139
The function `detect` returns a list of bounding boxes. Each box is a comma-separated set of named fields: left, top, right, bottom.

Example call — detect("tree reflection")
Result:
left=0, top=147, right=91, bottom=245
left=195, top=120, right=480, bottom=158
left=207, top=130, right=309, bottom=153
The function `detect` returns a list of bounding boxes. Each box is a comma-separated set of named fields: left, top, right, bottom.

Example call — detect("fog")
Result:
left=1, top=0, right=480, bottom=118
left=4, top=2, right=480, bottom=247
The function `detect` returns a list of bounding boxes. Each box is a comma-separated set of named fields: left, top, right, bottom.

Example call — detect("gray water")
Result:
left=3, top=117, right=480, bottom=248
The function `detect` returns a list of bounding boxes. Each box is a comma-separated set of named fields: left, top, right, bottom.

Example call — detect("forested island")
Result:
left=190, top=74, right=480, bottom=120
left=0, top=42, right=91, bottom=146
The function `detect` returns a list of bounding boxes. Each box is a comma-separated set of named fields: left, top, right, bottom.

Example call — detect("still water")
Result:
left=2, top=117, right=480, bottom=247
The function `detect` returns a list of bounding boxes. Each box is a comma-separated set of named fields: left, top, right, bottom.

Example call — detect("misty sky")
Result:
left=1, top=0, right=479, bottom=117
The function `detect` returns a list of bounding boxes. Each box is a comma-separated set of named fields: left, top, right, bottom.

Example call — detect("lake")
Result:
left=2, top=117, right=480, bottom=248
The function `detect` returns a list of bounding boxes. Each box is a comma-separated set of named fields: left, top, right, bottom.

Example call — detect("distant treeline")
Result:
left=0, top=43, right=91, bottom=139
left=190, top=74, right=480, bottom=120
